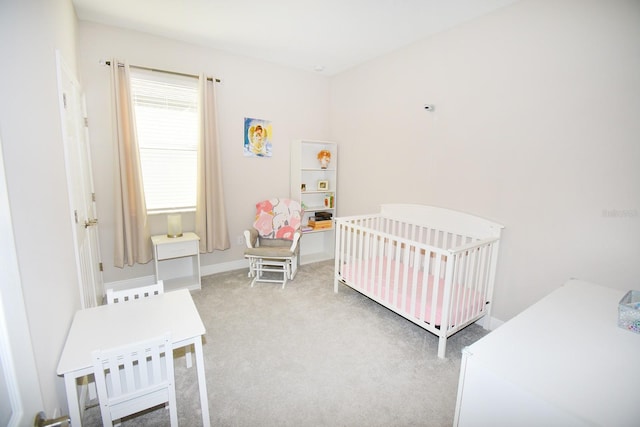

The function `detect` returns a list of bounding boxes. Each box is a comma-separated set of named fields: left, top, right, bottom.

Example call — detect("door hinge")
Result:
left=92, top=192, right=96, bottom=202
left=99, top=262, right=103, bottom=272
left=84, top=117, right=89, bottom=127
left=62, top=93, right=67, bottom=109
left=74, top=210, right=78, bottom=223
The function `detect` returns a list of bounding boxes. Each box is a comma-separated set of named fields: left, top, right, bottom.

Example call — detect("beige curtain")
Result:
left=195, top=74, right=230, bottom=253
left=111, top=60, right=152, bottom=267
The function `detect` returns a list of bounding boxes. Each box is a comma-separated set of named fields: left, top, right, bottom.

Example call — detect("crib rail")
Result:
left=334, top=213, right=502, bottom=358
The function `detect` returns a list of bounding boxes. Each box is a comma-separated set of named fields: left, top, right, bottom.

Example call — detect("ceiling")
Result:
left=72, top=0, right=521, bottom=75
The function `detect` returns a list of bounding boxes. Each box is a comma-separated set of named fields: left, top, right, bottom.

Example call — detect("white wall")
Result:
left=329, top=0, right=640, bottom=320
left=1, top=0, right=637, bottom=416
left=77, top=23, right=331, bottom=284
left=0, top=0, right=81, bottom=417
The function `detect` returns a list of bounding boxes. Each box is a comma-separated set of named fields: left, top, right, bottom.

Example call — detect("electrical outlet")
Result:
left=237, top=235, right=244, bottom=245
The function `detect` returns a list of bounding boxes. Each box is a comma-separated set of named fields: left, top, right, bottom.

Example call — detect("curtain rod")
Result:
left=104, top=60, right=221, bottom=83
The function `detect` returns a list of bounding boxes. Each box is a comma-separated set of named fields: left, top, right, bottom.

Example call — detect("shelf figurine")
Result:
left=317, top=149, right=331, bottom=169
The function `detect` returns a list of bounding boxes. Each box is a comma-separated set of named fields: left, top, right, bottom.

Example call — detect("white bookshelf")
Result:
left=290, top=140, right=337, bottom=264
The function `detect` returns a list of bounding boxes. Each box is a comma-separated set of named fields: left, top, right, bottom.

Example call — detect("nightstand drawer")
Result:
left=156, top=239, right=198, bottom=260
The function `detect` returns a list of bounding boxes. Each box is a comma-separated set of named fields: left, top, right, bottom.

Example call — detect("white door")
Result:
left=56, top=51, right=104, bottom=308
left=0, top=136, right=44, bottom=426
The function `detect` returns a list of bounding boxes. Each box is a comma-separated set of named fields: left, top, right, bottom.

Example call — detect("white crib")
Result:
left=334, top=204, right=504, bottom=358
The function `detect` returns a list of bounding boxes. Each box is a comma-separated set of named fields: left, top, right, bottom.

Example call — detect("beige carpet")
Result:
left=82, top=260, right=489, bottom=426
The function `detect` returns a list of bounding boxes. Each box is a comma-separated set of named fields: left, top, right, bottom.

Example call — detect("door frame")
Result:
left=0, top=134, right=43, bottom=426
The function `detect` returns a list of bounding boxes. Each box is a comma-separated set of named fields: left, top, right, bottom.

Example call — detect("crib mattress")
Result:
left=341, top=258, right=484, bottom=327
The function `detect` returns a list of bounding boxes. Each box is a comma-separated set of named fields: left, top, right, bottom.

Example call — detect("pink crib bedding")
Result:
left=341, top=258, right=483, bottom=327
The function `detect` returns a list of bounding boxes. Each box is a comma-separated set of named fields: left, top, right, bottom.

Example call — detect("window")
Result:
left=130, top=68, right=199, bottom=213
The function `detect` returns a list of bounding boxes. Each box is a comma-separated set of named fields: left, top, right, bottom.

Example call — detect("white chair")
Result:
left=105, top=281, right=192, bottom=367
left=92, top=333, right=178, bottom=426
left=106, top=281, right=164, bottom=304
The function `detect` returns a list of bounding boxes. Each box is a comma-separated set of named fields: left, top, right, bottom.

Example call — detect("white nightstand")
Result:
left=151, top=232, right=201, bottom=292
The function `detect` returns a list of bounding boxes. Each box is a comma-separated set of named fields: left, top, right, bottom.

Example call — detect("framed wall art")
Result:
left=243, top=117, right=272, bottom=157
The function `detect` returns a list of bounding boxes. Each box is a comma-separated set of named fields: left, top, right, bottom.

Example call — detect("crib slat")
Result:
left=391, top=237, right=401, bottom=307
left=439, top=253, right=456, bottom=353
left=477, top=243, right=491, bottom=312
left=467, top=249, right=479, bottom=322
left=345, top=222, right=352, bottom=265
left=430, top=253, right=442, bottom=327
left=450, top=252, right=461, bottom=327
left=460, top=252, right=469, bottom=325
left=362, top=230, right=369, bottom=292
left=409, top=246, right=420, bottom=316
left=369, top=230, right=378, bottom=296
left=353, top=224, right=361, bottom=285
left=376, top=237, right=384, bottom=298
left=334, top=220, right=343, bottom=292
left=460, top=249, right=474, bottom=325
left=400, top=243, right=410, bottom=312
left=418, top=249, right=431, bottom=322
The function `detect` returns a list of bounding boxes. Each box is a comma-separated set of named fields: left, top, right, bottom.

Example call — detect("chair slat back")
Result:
left=106, top=281, right=164, bottom=304
left=93, top=333, right=172, bottom=398
left=92, top=333, right=177, bottom=425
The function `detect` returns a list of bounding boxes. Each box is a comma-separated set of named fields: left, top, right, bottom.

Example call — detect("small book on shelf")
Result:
left=308, top=218, right=332, bottom=230
left=311, top=223, right=332, bottom=230
left=315, top=211, right=333, bottom=220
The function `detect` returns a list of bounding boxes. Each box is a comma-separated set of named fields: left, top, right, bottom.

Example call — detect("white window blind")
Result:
left=130, top=68, right=198, bottom=213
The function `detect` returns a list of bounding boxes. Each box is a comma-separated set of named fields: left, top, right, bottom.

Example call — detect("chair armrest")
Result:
left=289, top=231, right=301, bottom=252
left=244, top=229, right=258, bottom=248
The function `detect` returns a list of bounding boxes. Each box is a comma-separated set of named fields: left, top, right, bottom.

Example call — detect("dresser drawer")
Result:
left=156, top=239, right=198, bottom=260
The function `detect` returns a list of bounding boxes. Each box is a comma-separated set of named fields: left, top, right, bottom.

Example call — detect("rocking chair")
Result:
left=244, top=198, right=302, bottom=288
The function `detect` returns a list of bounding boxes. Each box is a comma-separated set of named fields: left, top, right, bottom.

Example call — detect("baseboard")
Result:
left=200, top=259, right=248, bottom=276
left=105, top=259, right=249, bottom=291
left=475, top=315, right=505, bottom=331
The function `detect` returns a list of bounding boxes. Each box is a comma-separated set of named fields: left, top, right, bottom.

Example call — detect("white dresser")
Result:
left=454, top=279, right=640, bottom=427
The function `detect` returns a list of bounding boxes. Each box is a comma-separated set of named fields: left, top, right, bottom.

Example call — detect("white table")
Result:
left=57, top=289, right=210, bottom=426
left=454, top=279, right=640, bottom=426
